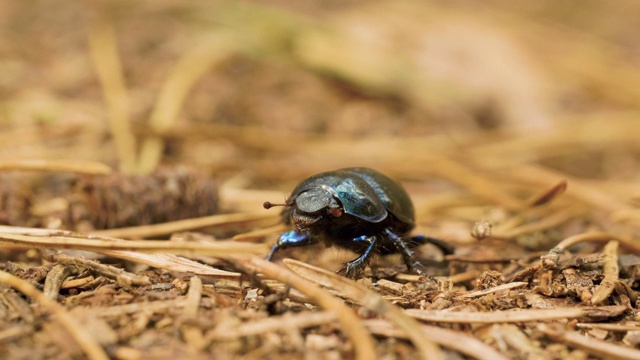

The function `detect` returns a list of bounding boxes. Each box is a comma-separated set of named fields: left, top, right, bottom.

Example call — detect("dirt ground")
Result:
left=1, top=1, right=640, bottom=359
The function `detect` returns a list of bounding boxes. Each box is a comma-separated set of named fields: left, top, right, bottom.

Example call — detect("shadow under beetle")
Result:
left=264, top=167, right=453, bottom=278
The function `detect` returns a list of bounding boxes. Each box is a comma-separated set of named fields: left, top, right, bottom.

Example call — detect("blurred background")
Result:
left=1, top=0, right=639, bottom=230
left=4, top=3, right=640, bottom=358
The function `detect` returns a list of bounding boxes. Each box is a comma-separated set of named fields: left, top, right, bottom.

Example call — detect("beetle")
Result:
left=264, top=167, right=452, bottom=278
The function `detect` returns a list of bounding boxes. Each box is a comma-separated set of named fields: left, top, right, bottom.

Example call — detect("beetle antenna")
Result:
left=263, top=201, right=289, bottom=209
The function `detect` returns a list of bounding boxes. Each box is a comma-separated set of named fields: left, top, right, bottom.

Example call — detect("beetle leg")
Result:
left=266, top=230, right=317, bottom=261
left=339, top=235, right=378, bottom=279
left=410, top=235, right=455, bottom=255
left=385, top=229, right=427, bottom=275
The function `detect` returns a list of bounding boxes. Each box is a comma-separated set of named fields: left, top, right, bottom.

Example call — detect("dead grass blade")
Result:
left=538, top=323, right=640, bottom=360
left=207, top=311, right=337, bottom=341
left=181, top=276, right=206, bottom=350
left=491, top=324, right=545, bottom=359
left=0, top=226, right=244, bottom=278
left=406, top=307, right=597, bottom=323
left=0, top=232, right=267, bottom=257
left=576, top=323, right=640, bottom=332
left=232, top=224, right=288, bottom=242
left=403, top=154, right=525, bottom=210
left=88, top=12, right=136, bottom=174
left=455, top=282, right=528, bottom=299
left=492, top=206, right=584, bottom=239
left=99, top=251, right=241, bottom=279
left=90, top=212, right=279, bottom=238
left=505, top=164, right=632, bottom=215
left=230, top=256, right=377, bottom=360
left=89, top=299, right=187, bottom=318
left=0, top=159, right=113, bottom=175
left=525, top=179, right=567, bottom=207
left=283, top=258, right=444, bottom=360
left=138, top=34, right=236, bottom=174
left=364, top=319, right=509, bottom=360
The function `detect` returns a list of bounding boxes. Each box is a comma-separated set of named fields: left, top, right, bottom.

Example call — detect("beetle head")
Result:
left=292, top=187, right=343, bottom=229
left=264, top=185, right=343, bottom=230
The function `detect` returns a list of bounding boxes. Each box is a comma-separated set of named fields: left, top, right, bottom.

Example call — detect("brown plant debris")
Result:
left=3, top=1, right=640, bottom=359
left=70, top=167, right=219, bottom=231
left=0, top=167, right=219, bottom=232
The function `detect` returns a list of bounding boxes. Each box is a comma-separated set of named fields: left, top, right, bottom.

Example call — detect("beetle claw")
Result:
left=338, top=235, right=378, bottom=279
left=408, top=261, right=428, bottom=276
left=338, top=261, right=365, bottom=279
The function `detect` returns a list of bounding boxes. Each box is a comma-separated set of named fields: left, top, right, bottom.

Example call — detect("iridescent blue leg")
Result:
left=266, top=230, right=317, bottom=261
left=339, top=235, right=378, bottom=279
left=410, top=235, right=455, bottom=255
left=385, top=229, right=427, bottom=275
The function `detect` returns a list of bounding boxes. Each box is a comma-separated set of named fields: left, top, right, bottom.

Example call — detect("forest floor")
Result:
left=1, top=1, right=640, bottom=359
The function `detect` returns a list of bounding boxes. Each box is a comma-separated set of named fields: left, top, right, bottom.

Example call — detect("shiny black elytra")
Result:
left=264, top=167, right=451, bottom=278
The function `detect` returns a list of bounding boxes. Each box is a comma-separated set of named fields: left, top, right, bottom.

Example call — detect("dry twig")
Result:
left=47, top=252, right=151, bottom=286
left=456, top=282, right=528, bottom=299
left=181, top=276, right=207, bottom=350
left=591, top=240, right=620, bottom=305
left=541, top=232, right=639, bottom=269
left=43, top=264, right=76, bottom=300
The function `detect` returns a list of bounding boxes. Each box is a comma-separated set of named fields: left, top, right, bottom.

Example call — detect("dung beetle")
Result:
left=264, top=167, right=453, bottom=278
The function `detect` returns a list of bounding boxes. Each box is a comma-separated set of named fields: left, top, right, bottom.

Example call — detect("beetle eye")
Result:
left=328, top=207, right=343, bottom=217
